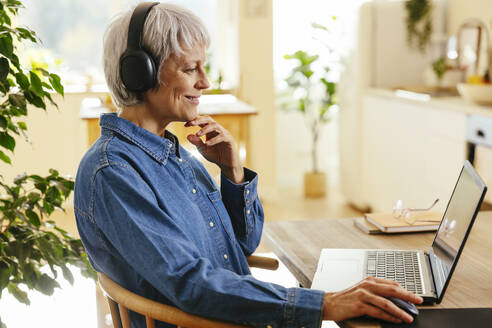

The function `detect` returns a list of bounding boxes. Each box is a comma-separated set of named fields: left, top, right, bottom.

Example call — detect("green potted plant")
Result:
left=0, top=1, right=95, bottom=326
left=281, top=22, right=337, bottom=198
left=405, top=0, right=433, bottom=52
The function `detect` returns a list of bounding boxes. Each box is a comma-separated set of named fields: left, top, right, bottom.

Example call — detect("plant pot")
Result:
left=304, top=172, right=326, bottom=198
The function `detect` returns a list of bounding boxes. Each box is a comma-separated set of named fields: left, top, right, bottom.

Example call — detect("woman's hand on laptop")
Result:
left=321, top=276, right=423, bottom=324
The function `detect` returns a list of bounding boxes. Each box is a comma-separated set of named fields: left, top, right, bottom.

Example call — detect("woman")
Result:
left=74, top=3, right=422, bottom=328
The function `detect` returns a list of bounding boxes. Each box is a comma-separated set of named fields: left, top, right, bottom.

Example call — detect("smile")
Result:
left=185, top=95, right=200, bottom=105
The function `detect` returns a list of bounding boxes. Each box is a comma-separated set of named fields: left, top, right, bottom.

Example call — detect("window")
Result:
left=18, top=0, right=236, bottom=92
left=274, top=0, right=369, bottom=86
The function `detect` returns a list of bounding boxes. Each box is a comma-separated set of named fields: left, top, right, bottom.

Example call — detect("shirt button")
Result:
left=245, top=189, right=250, bottom=195
left=266, top=326, right=273, bottom=328
left=192, top=189, right=196, bottom=194
left=209, top=221, right=214, bottom=227
left=178, top=158, right=183, bottom=162
left=246, top=210, right=251, bottom=215
left=223, top=254, right=228, bottom=260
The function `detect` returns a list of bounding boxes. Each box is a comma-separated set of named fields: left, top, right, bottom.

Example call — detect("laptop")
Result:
left=311, top=161, right=487, bottom=304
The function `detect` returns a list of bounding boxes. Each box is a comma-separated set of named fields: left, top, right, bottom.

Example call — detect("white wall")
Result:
left=448, top=0, right=492, bottom=35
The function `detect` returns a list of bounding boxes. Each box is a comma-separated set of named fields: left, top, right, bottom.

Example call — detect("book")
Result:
left=364, top=211, right=443, bottom=233
left=353, top=217, right=383, bottom=234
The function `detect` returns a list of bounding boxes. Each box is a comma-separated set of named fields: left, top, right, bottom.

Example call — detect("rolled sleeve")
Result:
left=221, top=167, right=263, bottom=255
left=285, top=288, right=325, bottom=328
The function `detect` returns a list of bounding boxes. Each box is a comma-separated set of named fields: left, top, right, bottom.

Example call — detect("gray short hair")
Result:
left=103, top=3, right=210, bottom=108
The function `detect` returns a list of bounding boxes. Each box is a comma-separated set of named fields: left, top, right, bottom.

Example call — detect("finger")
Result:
left=362, top=303, right=404, bottom=324
left=187, top=134, right=205, bottom=148
left=365, top=276, right=405, bottom=292
left=362, top=281, right=423, bottom=306
left=205, top=134, right=226, bottom=146
left=362, top=292, right=414, bottom=323
left=185, top=117, right=204, bottom=127
left=196, top=122, right=221, bottom=137
left=186, top=115, right=214, bottom=127
left=366, top=276, right=400, bottom=287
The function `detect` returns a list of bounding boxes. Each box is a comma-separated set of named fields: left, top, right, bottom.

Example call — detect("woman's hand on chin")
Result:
left=185, top=115, right=244, bottom=183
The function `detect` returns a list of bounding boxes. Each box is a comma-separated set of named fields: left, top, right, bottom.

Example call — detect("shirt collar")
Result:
left=100, top=113, right=179, bottom=164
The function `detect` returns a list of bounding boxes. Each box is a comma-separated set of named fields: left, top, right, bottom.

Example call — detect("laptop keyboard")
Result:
left=366, top=251, right=423, bottom=294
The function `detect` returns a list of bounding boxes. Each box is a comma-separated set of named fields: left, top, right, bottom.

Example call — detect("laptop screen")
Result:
left=430, top=161, right=487, bottom=302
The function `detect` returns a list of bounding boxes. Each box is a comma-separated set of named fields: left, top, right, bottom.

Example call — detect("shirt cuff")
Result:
left=221, top=167, right=258, bottom=206
left=284, top=288, right=324, bottom=328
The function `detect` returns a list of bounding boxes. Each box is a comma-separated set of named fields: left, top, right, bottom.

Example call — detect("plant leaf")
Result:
left=25, top=209, right=40, bottom=227
left=0, top=57, right=9, bottom=82
left=49, top=73, right=63, bottom=96
left=35, top=273, right=59, bottom=295
left=35, top=67, right=50, bottom=77
left=20, top=261, right=37, bottom=288
left=0, top=115, right=7, bottom=129
left=0, top=264, right=11, bottom=291
left=17, top=121, right=26, bottom=130
left=34, top=181, right=47, bottom=193
left=0, top=149, right=9, bottom=164
left=0, top=132, right=15, bottom=151
left=0, top=34, right=13, bottom=58
left=14, top=72, right=29, bottom=90
left=61, top=265, right=74, bottom=285
left=24, top=90, right=45, bottom=109
left=7, top=282, right=30, bottom=305
left=29, top=71, right=43, bottom=96
left=16, top=27, right=37, bottom=42
left=8, top=93, right=26, bottom=108
left=1, top=9, right=12, bottom=26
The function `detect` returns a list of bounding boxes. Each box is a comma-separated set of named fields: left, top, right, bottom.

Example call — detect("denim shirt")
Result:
left=74, top=113, right=324, bottom=328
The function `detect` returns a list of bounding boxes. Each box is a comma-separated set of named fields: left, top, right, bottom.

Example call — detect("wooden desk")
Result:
left=263, top=212, right=492, bottom=327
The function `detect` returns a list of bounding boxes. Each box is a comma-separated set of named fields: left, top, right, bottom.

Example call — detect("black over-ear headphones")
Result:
left=119, top=2, right=159, bottom=93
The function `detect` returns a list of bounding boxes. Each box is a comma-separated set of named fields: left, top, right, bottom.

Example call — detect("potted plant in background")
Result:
left=0, top=1, right=95, bottom=326
left=281, top=22, right=338, bottom=198
left=405, top=0, right=433, bottom=53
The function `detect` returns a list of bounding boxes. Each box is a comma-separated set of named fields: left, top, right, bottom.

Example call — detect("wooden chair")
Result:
left=98, top=255, right=279, bottom=328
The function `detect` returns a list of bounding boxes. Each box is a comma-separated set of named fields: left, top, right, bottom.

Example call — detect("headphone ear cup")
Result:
left=119, top=49, right=157, bottom=92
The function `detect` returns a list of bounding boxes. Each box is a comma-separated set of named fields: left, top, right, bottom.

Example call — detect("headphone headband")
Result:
left=127, top=2, right=159, bottom=49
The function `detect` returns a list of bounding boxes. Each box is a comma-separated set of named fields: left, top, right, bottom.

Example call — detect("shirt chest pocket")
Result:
left=207, top=190, right=236, bottom=243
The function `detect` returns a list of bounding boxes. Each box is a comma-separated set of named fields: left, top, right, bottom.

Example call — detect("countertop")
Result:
left=365, top=88, right=492, bottom=118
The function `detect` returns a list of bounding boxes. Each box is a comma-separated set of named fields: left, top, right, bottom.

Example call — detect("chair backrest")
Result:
left=98, top=273, right=248, bottom=328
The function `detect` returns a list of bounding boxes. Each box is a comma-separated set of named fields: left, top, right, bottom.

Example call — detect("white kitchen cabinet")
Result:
left=359, top=94, right=467, bottom=213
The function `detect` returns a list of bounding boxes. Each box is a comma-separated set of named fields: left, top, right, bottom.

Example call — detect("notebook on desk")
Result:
left=312, top=161, right=487, bottom=304
left=353, top=218, right=383, bottom=234
left=364, top=211, right=443, bottom=233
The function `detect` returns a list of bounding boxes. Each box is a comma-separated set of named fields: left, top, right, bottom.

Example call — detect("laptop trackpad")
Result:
left=311, top=249, right=365, bottom=292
